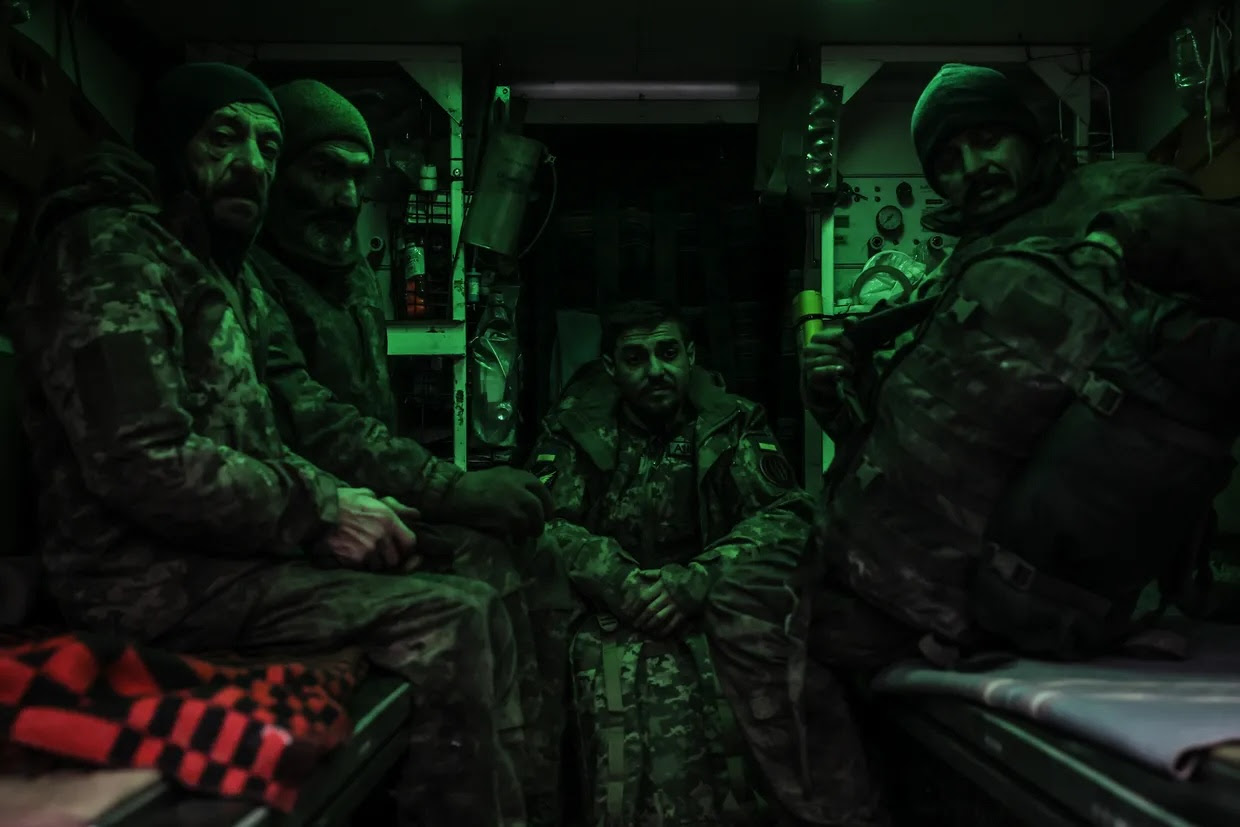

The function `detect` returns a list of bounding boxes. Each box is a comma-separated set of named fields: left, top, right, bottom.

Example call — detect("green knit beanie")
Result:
left=271, top=79, right=375, bottom=164
left=911, top=64, right=1041, bottom=188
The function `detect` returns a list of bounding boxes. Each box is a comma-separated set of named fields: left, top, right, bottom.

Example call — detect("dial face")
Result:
left=876, top=205, right=904, bottom=233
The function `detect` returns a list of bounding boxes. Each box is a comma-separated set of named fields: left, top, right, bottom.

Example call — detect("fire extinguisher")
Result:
left=402, top=240, right=428, bottom=318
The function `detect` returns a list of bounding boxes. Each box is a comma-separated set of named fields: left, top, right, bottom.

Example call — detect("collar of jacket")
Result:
left=159, top=191, right=256, bottom=278
left=551, top=360, right=742, bottom=473
left=251, top=241, right=365, bottom=308
left=260, top=228, right=362, bottom=290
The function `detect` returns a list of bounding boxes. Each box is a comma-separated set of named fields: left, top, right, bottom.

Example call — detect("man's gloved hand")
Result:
left=441, top=466, right=555, bottom=540
left=324, top=488, right=418, bottom=571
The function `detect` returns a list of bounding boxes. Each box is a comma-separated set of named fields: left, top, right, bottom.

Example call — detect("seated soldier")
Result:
left=8, top=62, right=524, bottom=826
left=528, top=299, right=814, bottom=826
left=709, top=64, right=1240, bottom=827
left=245, top=78, right=557, bottom=812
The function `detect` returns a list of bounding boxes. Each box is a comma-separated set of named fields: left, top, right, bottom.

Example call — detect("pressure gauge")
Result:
left=876, top=205, right=904, bottom=235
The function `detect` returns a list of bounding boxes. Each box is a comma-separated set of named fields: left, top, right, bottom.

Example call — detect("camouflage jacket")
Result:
left=529, top=361, right=813, bottom=616
left=815, top=153, right=1240, bottom=641
left=250, top=245, right=462, bottom=514
left=8, top=144, right=340, bottom=643
left=819, top=152, right=1240, bottom=448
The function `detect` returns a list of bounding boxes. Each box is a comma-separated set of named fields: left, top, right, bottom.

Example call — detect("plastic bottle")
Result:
left=1171, top=26, right=1209, bottom=113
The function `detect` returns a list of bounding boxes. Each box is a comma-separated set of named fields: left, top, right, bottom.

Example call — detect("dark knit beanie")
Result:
left=132, top=62, right=282, bottom=165
left=271, top=80, right=375, bottom=164
left=911, top=63, right=1041, bottom=180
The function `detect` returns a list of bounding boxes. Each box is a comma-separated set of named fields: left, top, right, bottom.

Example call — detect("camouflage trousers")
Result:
left=415, top=523, right=549, bottom=798
left=705, top=546, right=917, bottom=827
left=569, top=618, right=759, bottom=827
left=152, top=541, right=527, bottom=827
left=513, top=535, right=579, bottom=827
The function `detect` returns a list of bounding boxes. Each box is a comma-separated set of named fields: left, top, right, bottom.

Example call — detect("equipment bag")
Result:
left=825, top=237, right=1239, bottom=659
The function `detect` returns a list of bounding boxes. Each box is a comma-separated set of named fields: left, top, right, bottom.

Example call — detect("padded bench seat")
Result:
left=0, top=674, right=412, bottom=827
left=885, top=696, right=1240, bottom=827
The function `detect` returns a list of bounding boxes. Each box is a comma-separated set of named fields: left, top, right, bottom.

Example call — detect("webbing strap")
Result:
left=944, top=293, right=1120, bottom=419
left=601, top=641, right=625, bottom=713
left=599, top=637, right=628, bottom=824
left=602, top=725, right=625, bottom=822
left=987, top=546, right=1113, bottom=618
left=685, top=634, right=750, bottom=817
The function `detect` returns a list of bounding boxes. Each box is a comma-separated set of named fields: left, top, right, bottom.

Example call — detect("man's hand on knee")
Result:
left=324, top=488, right=419, bottom=571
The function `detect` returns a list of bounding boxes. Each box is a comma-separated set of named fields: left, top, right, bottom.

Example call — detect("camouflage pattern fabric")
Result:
left=250, top=245, right=463, bottom=516
left=529, top=361, right=814, bottom=826
left=251, top=243, right=553, bottom=806
left=531, top=362, right=812, bottom=609
left=208, top=559, right=527, bottom=826
left=8, top=144, right=526, bottom=826
left=518, top=534, right=579, bottom=826
left=569, top=622, right=750, bottom=827
left=816, top=158, right=1240, bottom=649
left=756, top=156, right=1240, bottom=825
left=9, top=144, right=339, bottom=644
left=251, top=246, right=396, bottom=425
left=819, top=155, right=1240, bottom=447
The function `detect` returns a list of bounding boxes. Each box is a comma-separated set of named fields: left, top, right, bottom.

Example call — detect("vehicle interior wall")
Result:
left=1101, top=2, right=1240, bottom=556
left=1108, top=0, right=1240, bottom=155
left=0, top=4, right=155, bottom=562
left=15, top=1, right=142, bottom=141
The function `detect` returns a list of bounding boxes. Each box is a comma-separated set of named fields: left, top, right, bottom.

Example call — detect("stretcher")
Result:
left=875, top=622, right=1240, bottom=826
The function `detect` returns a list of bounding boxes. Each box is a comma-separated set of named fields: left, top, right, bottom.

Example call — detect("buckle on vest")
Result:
left=598, top=613, right=619, bottom=633
left=1078, top=373, right=1123, bottom=416
left=989, top=547, right=1036, bottom=590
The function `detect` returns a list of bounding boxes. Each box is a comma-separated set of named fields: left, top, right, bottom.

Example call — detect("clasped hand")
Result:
left=323, top=487, right=422, bottom=572
left=619, top=567, right=708, bottom=638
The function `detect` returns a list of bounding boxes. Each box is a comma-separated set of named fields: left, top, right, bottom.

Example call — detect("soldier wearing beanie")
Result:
left=707, top=62, right=1240, bottom=827
left=251, top=79, right=568, bottom=826
left=11, top=62, right=538, bottom=827
left=260, top=79, right=375, bottom=268
left=910, top=63, right=1042, bottom=220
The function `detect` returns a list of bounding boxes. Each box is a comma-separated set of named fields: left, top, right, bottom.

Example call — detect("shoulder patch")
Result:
left=759, top=453, right=796, bottom=488
left=530, top=451, right=560, bottom=487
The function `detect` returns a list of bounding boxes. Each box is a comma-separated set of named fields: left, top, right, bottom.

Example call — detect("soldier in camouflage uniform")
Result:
left=8, top=63, right=526, bottom=826
left=712, top=64, right=1240, bottom=826
left=244, top=79, right=556, bottom=811
left=527, top=300, right=814, bottom=826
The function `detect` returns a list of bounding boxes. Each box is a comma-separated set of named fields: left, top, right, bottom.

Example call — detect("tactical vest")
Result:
left=824, top=237, right=1239, bottom=659
left=569, top=613, right=759, bottom=826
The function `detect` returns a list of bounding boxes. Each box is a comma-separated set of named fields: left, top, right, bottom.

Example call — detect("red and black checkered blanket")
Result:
left=0, top=633, right=358, bottom=812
